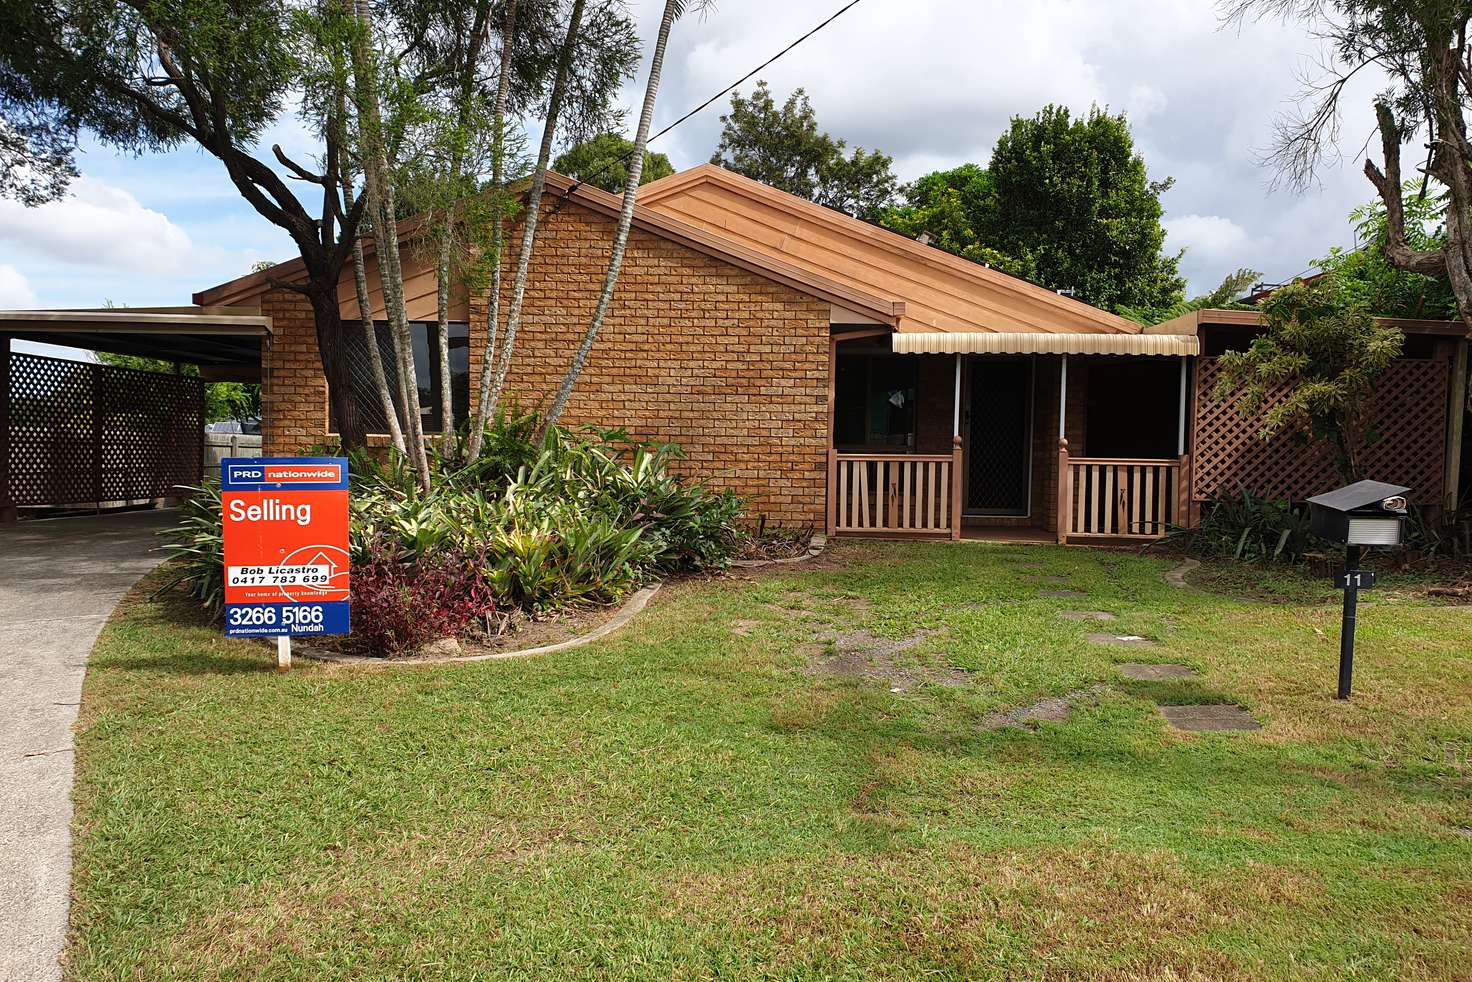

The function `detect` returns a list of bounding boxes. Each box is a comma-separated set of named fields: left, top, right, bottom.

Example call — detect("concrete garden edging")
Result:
left=299, top=583, right=662, bottom=668
left=1164, top=557, right=1201, bottom=589
left=730, top=533, right=827, bottom=568
left=294, top=534, right=826, bottom=669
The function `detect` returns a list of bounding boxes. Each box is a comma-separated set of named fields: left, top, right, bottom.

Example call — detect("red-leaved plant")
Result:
left=349, top=537, right=496, bottom=658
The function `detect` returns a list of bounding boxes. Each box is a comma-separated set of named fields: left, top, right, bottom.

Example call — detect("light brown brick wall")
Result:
left=260, top=199, right=832, bottom=527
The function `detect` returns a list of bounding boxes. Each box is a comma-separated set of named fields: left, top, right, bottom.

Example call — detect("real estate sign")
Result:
left=220, top=457, right=351, bottom=638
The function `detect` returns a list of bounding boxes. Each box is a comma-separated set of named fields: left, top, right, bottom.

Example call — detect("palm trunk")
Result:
left=336, top=101, right=406, bottom=454
left=465, top=0, right=519, bottom=461
left=436, top=230, right=454, bottom=446
left=483, top=0, right=586, bottom=420
left=349, top=0, right=431, bottom=490
left=352, top=229, right=406, bottom=452
left=543, top=0, right=682, bottom=431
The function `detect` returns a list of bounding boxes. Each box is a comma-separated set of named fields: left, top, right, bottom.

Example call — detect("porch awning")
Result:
left=890, top=331, right=1199, bottom=357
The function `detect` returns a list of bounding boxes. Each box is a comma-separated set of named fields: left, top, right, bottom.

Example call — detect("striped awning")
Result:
left=890, top=331, right=1199, bottom=357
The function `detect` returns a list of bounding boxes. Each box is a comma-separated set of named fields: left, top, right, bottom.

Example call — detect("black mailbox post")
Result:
left=1305, top=480, right=1410, bottom=699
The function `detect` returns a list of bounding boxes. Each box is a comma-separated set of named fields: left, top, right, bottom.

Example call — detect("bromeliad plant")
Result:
left=1164, top=485, right=1319, bottom=563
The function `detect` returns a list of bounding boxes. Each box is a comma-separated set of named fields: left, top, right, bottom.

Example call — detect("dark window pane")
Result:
left=333, top=320, right=471, bottom=435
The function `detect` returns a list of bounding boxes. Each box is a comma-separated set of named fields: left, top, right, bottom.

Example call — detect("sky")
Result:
left=0, top=0, right=1392, bottom=347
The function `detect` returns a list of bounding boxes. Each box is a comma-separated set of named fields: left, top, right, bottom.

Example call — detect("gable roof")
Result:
left=637, top=164, right=1142, bottom=335
left=193, top=172, right=902, bottom=326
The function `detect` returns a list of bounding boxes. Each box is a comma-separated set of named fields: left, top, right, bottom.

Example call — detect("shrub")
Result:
left=1164, top=487, right=1317, bottom=563
left=348, top=539, right=497, bottom=658
left=157, top=483, right=225, bottom=619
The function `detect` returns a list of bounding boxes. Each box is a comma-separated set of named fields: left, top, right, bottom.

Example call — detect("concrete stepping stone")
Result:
left=1085, top=633, right=1157, bottom=648
left=1024, top=574, right=1071, bottom=584
left=1058, top=610, right=1117, bottom=622
left=1117, top=662, right=1195, bottom=680
left=1160, top=704, right=1261, bottom=732
left=1039, top=589, right=1087, bottom=599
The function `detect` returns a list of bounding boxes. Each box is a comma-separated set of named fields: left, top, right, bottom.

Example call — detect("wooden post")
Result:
left=1056, top=438, right=1070, bottom=544
left=1446, top=338, right=1467, bottom=514
left=1176, top=453, right=1193, bottom=530
left=950, top=436, right=963, bottom=540
left=826, top=448, right=838, bottom=535
left=276, top=635, right=292, bottom=672
left=0, top=336, right=13, bottom=525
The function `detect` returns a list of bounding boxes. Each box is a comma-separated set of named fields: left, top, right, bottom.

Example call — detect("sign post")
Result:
left=221, top=457, right=351, bottom=669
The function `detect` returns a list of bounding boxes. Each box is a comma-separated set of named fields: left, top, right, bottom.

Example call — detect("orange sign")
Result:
left=220, top=457, right=351, bottom=636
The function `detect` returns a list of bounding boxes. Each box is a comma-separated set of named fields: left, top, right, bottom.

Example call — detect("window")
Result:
left=834, top=354, right=918, bottom=449
left=337, top=321, right=470, bottom=434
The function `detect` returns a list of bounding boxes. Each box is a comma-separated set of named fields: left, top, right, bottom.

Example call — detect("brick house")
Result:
left=183, top=164, right=1469, bottom=541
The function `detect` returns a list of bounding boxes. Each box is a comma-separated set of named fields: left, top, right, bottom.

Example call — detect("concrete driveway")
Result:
left=0, top=510, right=176, bottom=982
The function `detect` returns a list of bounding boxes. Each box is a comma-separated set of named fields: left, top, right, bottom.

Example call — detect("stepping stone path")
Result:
left=1024, top=574, right=1071, bottom=584
left=1084, top=633, right=1157, bottom=648
left=1159, top=704, right=1261, bottom=732
left=1058, top=610, right=1117, bottom=622
left=1039, top=589, right=1087, bottom=599
left=981, top=683, right=1110, bottom=730
left=1117, top=663, right=1196, bottom=680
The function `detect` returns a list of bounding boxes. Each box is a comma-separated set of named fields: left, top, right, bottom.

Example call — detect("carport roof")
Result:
left=0, top=307, right=270, bottom=367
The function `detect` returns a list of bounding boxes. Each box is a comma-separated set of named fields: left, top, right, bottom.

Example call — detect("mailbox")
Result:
left=1306, top=480, right=1409, bottom=547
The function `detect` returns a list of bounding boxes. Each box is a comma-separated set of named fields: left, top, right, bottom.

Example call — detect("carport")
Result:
left=1, top=307, right=270, bottom=522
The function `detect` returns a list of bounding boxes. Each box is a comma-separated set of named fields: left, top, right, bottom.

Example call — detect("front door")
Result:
left=965, top=359, right=1032, bottom=515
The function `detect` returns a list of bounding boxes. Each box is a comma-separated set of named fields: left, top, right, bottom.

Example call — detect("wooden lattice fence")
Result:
left=1192, top=357, right=1448, bottom=504
left=4, top=352, right=204, bottom=508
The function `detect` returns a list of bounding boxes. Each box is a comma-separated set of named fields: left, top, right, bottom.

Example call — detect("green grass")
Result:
left=68, top=542, right=1472, bottom=979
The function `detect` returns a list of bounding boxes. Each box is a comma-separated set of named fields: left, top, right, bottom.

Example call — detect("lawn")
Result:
left=67, top=541, right=1472, bottom=980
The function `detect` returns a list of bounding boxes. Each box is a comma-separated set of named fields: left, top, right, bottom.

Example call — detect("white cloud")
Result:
left=0, top=264, right=40, bottom=307
left=0, top=176, right=193, bottom=274
left=1125, top=84, right=1168, bottom=125
left=1167, top=214, right=1255, bottom=261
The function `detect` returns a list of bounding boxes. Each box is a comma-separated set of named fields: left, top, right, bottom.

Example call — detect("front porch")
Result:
left=825, top=330, right=1197, bottom=543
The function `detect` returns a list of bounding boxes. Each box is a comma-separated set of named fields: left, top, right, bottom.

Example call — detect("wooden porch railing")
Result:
left=829, top=438, right=963, bottom=538
left=1056, top=439, right=1190, bottom=541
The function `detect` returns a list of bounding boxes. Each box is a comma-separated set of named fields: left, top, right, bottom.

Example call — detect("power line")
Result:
left=647, top=0, right=866, bottom=147
left=557, top=0, right=868, bottom=201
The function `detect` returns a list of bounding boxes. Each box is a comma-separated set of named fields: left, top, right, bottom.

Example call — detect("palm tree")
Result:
left=465, top=0, right=520, bottom=462
left=542, top=0, right=691, bottom=430
left=349, top=0, right=431, bottom=488
left=480, top=0, right=588, bottom=422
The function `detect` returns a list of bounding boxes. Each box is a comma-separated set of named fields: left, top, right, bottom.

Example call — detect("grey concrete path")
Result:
left=1, top=510, right=176, bottom=982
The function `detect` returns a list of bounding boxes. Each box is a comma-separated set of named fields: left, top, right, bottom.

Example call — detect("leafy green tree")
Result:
left=882, top=106, right=1183, bottom=313
left=1213, top=277, right=1404, bottom=482
left=554, top=131, right=674, bottom=192
left=0, top=0, right=635, bottom=451
left=710, top=81, right=896, bottom=220
left=879, top=164, right=1007, bottom=266
left=0, top=116, right=76, bottom=205
left=989, top=105, right=1183, bottom=311
left=1314, top=184, right=1458, bottom=321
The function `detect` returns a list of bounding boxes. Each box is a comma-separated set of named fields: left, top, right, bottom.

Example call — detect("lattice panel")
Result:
left=6, top=352, right=204, bottom=507
left=1193, top=357, right=1448, bottom=504
left=97, top=362, right=204, bottom=500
